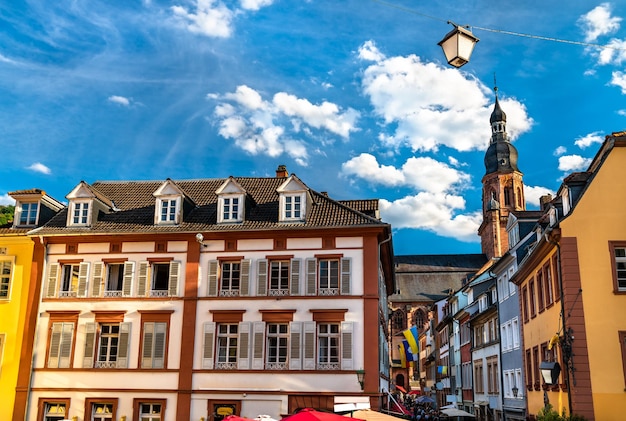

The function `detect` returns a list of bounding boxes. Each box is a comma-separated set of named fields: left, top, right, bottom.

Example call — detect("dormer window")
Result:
left=16, top=202, right=39, bottom=226
left=277, top=175, right=308, bottom=223
left=153, top=179, right=190, bottom=226
left=70, top=201, right=90, bottom=226
left=216, top=177, right=246, bottom=224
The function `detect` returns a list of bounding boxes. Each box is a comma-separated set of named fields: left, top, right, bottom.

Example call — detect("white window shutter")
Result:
left=290, top=258, right=301, bottom=296
left=137, top=262, right=149, bottom=297
left=238, top=321, right=251, bottom=369
left=122, top=261, right=135, bottom=297
left=289, top=321, right=302, bottom=370
left=142, top=322, right=154, bottom=368
left=59, top=322, right=74, bottom=368
left=91, top=262, right=104, bottom=297
left=83, top=322, right=96, bottom=368
left=305, top=258, right=317, bottom=296
left=341, top=321, right=354, bottom=370
left=77, top=262, right=90, bottom=297
left=340, top=258, right=351, bottom=295
left=48, top=322, right=63, bottom=367
left=46, top=263, right=60, bottom=298
left=252, top=321, right=266, bottom=370
left=168, top=261, right=180, bottom=297
left=202, top=322, right=216, bottom=369
left=256, top=259, right=268, bottom=296
left=207, top=260, right=219, bottom=296
left=240, top=259, right=251, bottom=296
left=116, top=322, right=131, bottom=368
left=153, top=322, right=167, bottom=369
left=303, top=321, right=316, bottom=370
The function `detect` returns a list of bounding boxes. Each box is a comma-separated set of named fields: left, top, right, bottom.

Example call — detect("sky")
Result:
left=1, top=1, right=625, bottom=256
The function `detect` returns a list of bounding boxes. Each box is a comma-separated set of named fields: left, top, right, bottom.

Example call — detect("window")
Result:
left=140, top=312, right=171, bottom=369
left=537, top=270, right=545, bottom=312
left=216, top=323, right=238, bottom=369
left=91, top=403, right=114, bottom=421
left=552, top=255, right=561, bottom=301
left=266, top=323, right=289, bottom=369
left=83, top=320, right=131, bottom=369
left=318, top=323, right=340, bottom=370
left=60, top=264, right=80, bottom=297
left=475, top=324, right=485, bottom=347
left=525, top=349, right=532, bottom=389
left=18, top=202, right=38, bottom=226
left=222, top=197, right=240, bottom=221
left=42, top=402, right=68, bottom=421
left=460, top=321, right=470, bottom=345
left=544, top=262, right=554, bottom=306
left=521, top=286, right=529, bottom=323
left=319, top=259, right=339, bottom=295
left=474, top=359, right=484, bottom=393
left=137, top=261, right=179, bottom=298
left=533, top=346, right=540, bottom=389
left=0, top=334, right=4, bottom=372
left=529, top=279, right=536, bottom=318
left=620, top=331, right=626, bottom=389
left=284, top=195, right=301, bottom=220
left=140, top=402, right=163, bottom=421
left=391, top=310, right=406, bottom=330
left=221, top=261, right=241, bottom=296
left=269, top=260, right=290, bottom=296
left=487, top=356, right=499, bottom=394
left=0, top=259, right=13, bottom=299
left=160, top=199, right=177, bottom=223
left=105, top=263, right=124, bottom=296
left=611, top=244, right=626, bottom=293
left=70, top=201, right=90, bottom=226
left=48, top=322, right=75, bottom=368
left=512, top=318, right=520, bottom=349
left=462, top=362, right=472, bottom=389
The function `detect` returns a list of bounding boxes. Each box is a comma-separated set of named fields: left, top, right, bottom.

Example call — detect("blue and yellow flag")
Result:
left=403, top=326, right=419, bottom=354
left=398, top=344, right=407, bottom=368
left=402, top=340, right=415, bottom=362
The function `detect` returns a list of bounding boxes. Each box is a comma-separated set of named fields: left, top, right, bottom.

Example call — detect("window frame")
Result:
left=38, top=398, right=71, bottom=421
left=84, top=398, right=117, bottom=421
left=610, top=242, right=626, bottom=294
left=155, top=196, right=180, bottom=225
left=133, top=399, right=166, bottom=421
left=317, top=322, right=340, bottom=370
left=474, top=359, right=484, bottom=394
left=218, top=194, right=244, bottom=223
left=318, top=258, right=339, bottom=295
left=283, top=194, right=303, bottom=221
left=216, top=323, right=239, bottom=369
left=0, top=257, right=14, bottom=300
left=139, top=311, right=172, bottom=369
left=16, top=201, right=39, bottom=226
left=69, top=200, right=91, bottom=227
left=266, top=322, right=289, bottom=370
left=620, top=331, right=626, bottom=389
left=46, top=312, right=79, bottom=369
left=269, top=259, right=290, bottom=296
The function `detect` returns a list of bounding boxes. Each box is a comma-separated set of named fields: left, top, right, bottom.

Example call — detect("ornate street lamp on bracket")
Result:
left=512, top=383, right=519, bottom=398
left=540, top=361, right=561, bottom=385
left=438, top=22, right=479, bottom=68
left=356, top=369, right=365, bottom=390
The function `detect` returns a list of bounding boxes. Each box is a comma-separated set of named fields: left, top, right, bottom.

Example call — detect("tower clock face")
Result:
left=500, top=158, right=508, bottom=166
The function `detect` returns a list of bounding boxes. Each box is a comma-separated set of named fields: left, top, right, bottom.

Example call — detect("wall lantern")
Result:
left=539, top=361, right=561, bottom=385
left=511, top=384, right=519, bottom=398
left=438, top=22, right=479, bottom=68
left=356, top=369, right=365, bottom=390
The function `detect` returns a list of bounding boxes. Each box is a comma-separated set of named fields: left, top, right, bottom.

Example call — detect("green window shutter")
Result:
left=207, top=260, right=219, bottom=296
left=116, top=322, right=131, bottom=368
left=91, top=262, right=104, bottom=297
left=83, top=322, right=96, bottom=368
left=303, top=321, right=316, bottom=370
left=340, top=257, right=351, bottom=295
left=122, top=261, right=135, bottom=297
left=240, top=259, right=251, bottom=296
left=77, top=262, right=90, bottom=297
left=252, top=321, right=266, bottom=370
left=46, top=263, right=60, bottom=298
left=137, top=262, right=149, bottom=297
left=202, top=322, right=216, bottom=369
left=168, top=261, right=180, bottom=297
left=305, top=258, right=317, bottom=296
left=290, top=258, right=301, bottom=296
left=341, top=321, right=354, bottom=370
left=256, top=259, right=268, bottom=296
left=289, top=321, right=302, bottom=370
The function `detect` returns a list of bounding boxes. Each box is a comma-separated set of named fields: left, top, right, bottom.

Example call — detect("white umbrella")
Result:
left=440, top=407, right=475, bottom=418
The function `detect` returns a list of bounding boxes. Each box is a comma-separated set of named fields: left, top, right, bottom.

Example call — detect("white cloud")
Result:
left=108, top=95, right=131, bottom=106
left=574, top=131, right=604, bottom=149
left=0, top=194, right=15, bottom=206
left=171, top=0, right=235, bottom=38
left=359, top=48, right=533, bottom=152
left=553, top=146, right=567, bottom=156
left=558, top=155, right=592, bottom=172
left=597, top=38, right=626, bottom=66
left=578, top=3, right=621, bottom=42
left=240, top=0, right=274, bottom=11
left=358, top=40, right=386, bottom=62
left=610, top=70, right=626, bottom=93
left=26, top=162, right=52, bottom=175
left=524, top=185, right=555, bottom=208
left=211, top=85, right=358, bottom=163
left=618, top=109, right=626, bottom=116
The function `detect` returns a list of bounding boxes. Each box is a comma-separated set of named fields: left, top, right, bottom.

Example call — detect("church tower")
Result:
left=478, top=88, right=525, bottom=259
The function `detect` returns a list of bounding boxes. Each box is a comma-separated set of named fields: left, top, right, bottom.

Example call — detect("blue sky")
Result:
left=1, top=1, right=625, bottom=255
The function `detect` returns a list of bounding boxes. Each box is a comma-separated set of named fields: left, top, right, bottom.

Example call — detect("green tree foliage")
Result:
left=0, top=205, right=15, bottom=226
left=536, top=404, right=588, bottom=421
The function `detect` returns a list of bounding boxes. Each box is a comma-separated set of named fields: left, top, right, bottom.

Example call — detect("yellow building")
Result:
left=0, top=190, right=63, bottom=421
left=513, top=132, right=626, bottom=420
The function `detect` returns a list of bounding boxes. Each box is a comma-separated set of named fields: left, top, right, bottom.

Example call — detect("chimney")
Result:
left=276, top=165, right=288, bottom=178
left=540, top=194, right=553, bottom=211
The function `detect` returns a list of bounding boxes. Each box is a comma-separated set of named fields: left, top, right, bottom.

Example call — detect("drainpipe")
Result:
left=543, top=231, right=573, bottom=417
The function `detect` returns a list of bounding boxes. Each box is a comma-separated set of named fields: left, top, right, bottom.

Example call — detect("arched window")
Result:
left=392, top=310, right=406, bottom=330
left=414, top=309, right=425, bottom=330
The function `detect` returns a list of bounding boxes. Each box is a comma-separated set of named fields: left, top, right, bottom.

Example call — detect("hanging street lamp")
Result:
left=438, top=22, right=479, bottom=68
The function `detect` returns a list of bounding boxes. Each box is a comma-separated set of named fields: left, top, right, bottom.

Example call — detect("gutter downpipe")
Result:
left=543, top=230, right=573, bottom=417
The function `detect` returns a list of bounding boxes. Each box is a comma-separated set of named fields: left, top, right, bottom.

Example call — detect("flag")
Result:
left=398, top=344, right=407, bottom=368
left=403, top=326, right=419, bottom=354
left=402, top=340, right=415, bottom=362
left=437, top=365, right=448, bottom=375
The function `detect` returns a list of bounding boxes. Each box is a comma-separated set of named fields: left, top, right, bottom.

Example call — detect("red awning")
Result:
left=395, top=385, right=407, bottom=393
left=407, top=390, right=422, bottom=395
